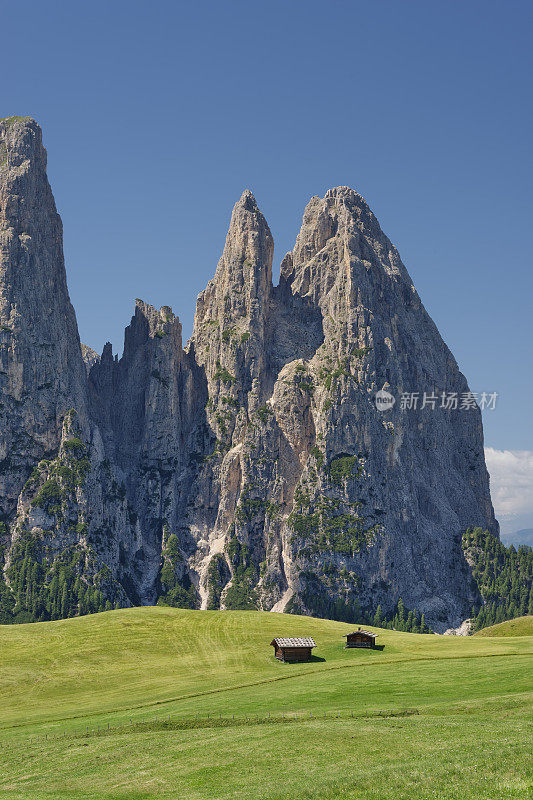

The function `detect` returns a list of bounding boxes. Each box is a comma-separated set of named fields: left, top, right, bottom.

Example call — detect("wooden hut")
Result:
left=270, top=637, right=317, bottom=662
left=343, top=628, right=378, bottom=649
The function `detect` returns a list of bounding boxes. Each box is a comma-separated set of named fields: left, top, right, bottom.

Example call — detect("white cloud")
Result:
left=484, top=448, right=533, bottom=531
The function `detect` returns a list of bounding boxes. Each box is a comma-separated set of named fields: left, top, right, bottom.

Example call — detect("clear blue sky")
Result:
left=2, top=0, right=532, bottom=452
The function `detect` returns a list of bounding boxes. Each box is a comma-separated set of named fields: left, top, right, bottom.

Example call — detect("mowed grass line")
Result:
left=2, top=646, right=530, bottom=736
left=1, top=607, right=531, bottom=728
left=0, top=608, right=531, bottom=799
left=5, top=652, right=530, bottom=744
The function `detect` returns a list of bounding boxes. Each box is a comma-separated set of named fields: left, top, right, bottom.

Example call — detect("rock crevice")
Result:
left=0, top=119, right=497, bottom=630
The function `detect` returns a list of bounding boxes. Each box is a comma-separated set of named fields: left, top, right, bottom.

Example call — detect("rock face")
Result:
left=0, top=119, right=498, bottom=630
left=81, top=344, right=99, bottom=374
left=0, top=117, right=88, bottom=519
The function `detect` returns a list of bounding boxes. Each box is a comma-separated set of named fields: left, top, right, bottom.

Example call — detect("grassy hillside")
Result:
left=474, top=614, right=533, bottom=637
left=0, top=606, right=531, bottom=800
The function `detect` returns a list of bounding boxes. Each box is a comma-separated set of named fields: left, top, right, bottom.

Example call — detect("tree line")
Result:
left=463, top=527, right=532, bottom=631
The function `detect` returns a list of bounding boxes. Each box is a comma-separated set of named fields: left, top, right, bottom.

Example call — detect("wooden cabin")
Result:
left=343, top=628, right=378, bottom=649
left=270, top=637, right=317, bottom=662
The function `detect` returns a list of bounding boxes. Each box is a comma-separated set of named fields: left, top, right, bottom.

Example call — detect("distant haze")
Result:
left=485, top=448, right=533, bottom=543
left=501, top=529, right=533, bottom=548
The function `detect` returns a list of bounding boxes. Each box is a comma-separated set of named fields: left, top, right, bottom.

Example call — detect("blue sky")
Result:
left=2, top=0, right=532, bottom=531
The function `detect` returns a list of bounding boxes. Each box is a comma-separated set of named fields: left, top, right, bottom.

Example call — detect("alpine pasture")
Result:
left=0, top=608, right=531, bottom=799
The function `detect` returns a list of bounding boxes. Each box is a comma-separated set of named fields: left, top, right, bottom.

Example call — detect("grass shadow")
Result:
left=278, top=655, right=326, bottom=664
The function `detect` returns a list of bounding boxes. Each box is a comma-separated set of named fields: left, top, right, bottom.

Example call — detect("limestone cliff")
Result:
left=0, top=118, right=89, bottom=519
left=0, top=119, right=497, bottom=630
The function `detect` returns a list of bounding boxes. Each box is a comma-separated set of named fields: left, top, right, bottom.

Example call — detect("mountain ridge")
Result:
left=0, top=117, right=498, bottom=631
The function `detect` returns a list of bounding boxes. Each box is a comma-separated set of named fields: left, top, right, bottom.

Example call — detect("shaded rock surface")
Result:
left=0, top=119, right=497, bottom=630
left=0, top=117, right=88, bottom=520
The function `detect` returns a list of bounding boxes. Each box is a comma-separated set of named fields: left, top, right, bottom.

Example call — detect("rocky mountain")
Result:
left=0, top=117, right=498, bottom=631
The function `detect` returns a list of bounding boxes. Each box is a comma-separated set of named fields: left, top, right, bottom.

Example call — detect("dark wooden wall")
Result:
left=274, top=646, right=312, bottom=662
left=346, top=634, right=374, bottom=648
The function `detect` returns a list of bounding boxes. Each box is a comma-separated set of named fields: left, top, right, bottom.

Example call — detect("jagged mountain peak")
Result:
left=298, top=186, right=374, bottom=226
left=81, top=343, right=100, bottom=375
left=0, top=115, right=88, bottom=518
left=281, top=186, right=409, bottom=311
left=132, top=298, right=179, bottom=328
left=0, top=117, right=47, bottom=178
left=295, top=185, right=384, bottom=253
left=193, top=190, right=274, bottom=342
left=100, top=341, right=114, bottom=363
left=223, top=187, right=273, bottom=266
left=324, top=184, right=367, bottom=203
left=0, top=131, right=497, bottom=631
left=0, top=115, right=37, bottom=126
left=0, top=115, right=40, bottom=137
left=236, top=188, right=260, bottom=211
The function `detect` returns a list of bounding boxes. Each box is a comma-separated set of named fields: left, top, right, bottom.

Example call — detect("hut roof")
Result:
left=271, top=637, right=317, bottom=648
left=343, top=630, right=378, bottom=638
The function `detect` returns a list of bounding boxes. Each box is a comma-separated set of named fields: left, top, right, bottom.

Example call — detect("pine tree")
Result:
left=61, top=583, right=69, bottom=618
left=463, top=528, right=532, bottom=632
left=397, top=598, right=405, bottom=628
left=48, top=574, right=59, bottom=618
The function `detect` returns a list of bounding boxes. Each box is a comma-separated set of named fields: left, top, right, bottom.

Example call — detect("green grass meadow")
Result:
left=0, top=608, right=531, bottom=799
